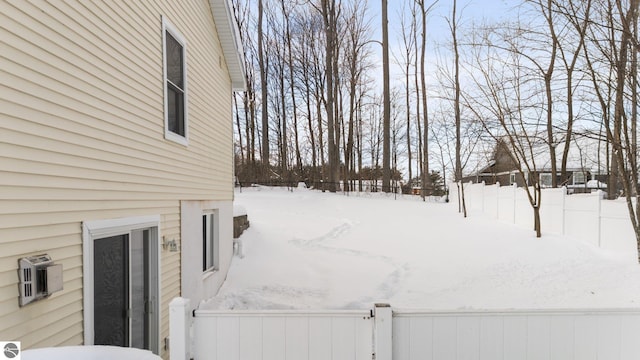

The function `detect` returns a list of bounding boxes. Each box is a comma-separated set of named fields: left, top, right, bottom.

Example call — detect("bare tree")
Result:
left=258, top=0, right=270, bottom=176
left=416, top=0, right=438, bottom=198
left=382, top=0, right=391, bottom=192
left=320, top=0, right=341, bottom=191
left=465, top=24, right=545, bottom=237
left=553, top=0, right=592, bottom=183
left=342, top=0, right=373, bottom=191
left=449, top=0, right=466, bottom=215
left=605, top=0, right=640, bottom=259
left=395, top=1, right=417, bottom=187
left=281, top=0, right=303, bottom=177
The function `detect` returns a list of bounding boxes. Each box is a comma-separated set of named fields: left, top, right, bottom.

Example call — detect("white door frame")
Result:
left=82, top=215, right=161, bottom=354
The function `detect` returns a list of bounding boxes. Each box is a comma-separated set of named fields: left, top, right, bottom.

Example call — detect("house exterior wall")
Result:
left=0, top=0, right=236, bottom=357
left=180, top=200, right=234, bottom=310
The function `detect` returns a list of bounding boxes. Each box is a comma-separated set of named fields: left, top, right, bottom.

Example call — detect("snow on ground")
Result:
left=22, top=345, right=161, bottom=360
left=202, top=186, right=640, bottom=311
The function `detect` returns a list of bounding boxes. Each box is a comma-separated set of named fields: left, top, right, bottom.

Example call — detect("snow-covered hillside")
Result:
left=203, top=187, right=640, bottom=310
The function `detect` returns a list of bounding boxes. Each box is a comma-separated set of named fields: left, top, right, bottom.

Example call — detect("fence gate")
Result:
left=191, top=308, right=373, bottom=360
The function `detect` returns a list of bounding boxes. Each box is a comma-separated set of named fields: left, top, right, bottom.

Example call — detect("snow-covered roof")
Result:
left=468, top=135, right=610, bottom=175
left=529, top=135, right=608, bottom=172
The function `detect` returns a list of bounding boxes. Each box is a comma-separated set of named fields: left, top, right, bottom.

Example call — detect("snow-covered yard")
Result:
left=203, top=187, right=640, bottom=311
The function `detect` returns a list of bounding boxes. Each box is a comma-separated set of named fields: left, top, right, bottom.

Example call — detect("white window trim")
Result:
left=573, top=171, right=586, bottom=185
left=82, top=215, right=161, bottom=353
left=202, top=211, right=220, bottom=274
left=162, top=16, right=189, bottom=146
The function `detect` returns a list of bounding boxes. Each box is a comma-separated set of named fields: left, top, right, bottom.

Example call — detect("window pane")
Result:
left=202, top=214, right=216, bottom=271
left=167, top=85, right=184, bottom=136
left=209, top=215, right=215, bottom=269
left=202, top=215, right=207, bottom=271
left=540, top=174, right=552, bottom=187
left=94, top=234, right=129, bottom=347
left=130, top=229, right=149, bottom=350
left=165, top=32, right=183, bottom=88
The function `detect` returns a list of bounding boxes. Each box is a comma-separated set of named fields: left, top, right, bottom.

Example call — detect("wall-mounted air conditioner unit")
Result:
left=18, top=254, right=63, bottom=307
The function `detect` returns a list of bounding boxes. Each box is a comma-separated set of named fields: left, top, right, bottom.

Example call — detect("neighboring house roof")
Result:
left=209, top=0, right=246, bottom=91
left=529, top=135, right=609, bottom=173
left=464, top=134, right=610, bottom=179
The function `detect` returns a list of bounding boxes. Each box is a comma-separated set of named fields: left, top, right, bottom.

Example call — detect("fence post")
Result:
left=481, top=181, right=485, bottom=213
left=561, top=187, right=566, bottom=235
left=512, top=183, right=517, bottom=224
left=170, top=297, right=191, bottom=360
left=597, top=190, right=602, bottom=247
left=374, top=303, right=392, bottom=360
left=496, top=181, right=500, bottom=219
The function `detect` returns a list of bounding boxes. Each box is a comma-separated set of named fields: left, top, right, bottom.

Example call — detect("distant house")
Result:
left=0, top=1, right=244, bottom=358
left=463, top=138, right=608, bottom=192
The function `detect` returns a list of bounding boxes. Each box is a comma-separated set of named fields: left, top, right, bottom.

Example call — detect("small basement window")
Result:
left=202, top=212, right=219, bottom=272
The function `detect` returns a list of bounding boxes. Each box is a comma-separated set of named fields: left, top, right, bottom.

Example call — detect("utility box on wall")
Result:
left=18, top=254, right=63, bottom=307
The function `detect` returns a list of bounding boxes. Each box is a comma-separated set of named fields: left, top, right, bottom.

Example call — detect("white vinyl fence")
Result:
left=170, top=301, right=640, bottom=360
left=393, top=309, right=640, bottom=360
left=453, top=182, right=638, bottom=259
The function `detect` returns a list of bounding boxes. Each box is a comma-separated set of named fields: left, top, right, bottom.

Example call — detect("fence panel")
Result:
left=514, top=188, right=533, bottom=229
left=455, top=182, right=637, bottom=256
left=392, top=309, right=640, bottom=360
left=497, top=185, right=516, bottom=224
left=175, top=301, right=640, bottom=360
left=483, top=184, right=499, bottom=219
left=540, top=188, right=565, bottom=234
left=564, top=192, right=600, bottom=247
left=192, top=310, right=373, bottom=360
left=600, top=199, right=637, bottom=258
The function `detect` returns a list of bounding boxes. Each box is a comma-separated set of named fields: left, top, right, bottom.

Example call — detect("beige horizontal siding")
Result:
left=160, top=212, right=182, bottom=359
left=1, top=0, right=236, bottom=357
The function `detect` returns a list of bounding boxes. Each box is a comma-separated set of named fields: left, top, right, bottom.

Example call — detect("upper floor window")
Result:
left=162, top=17, right=188, bottom=145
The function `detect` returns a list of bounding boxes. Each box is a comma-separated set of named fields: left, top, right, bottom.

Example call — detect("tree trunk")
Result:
left=322, top=0, right=338, bottom=192
left=234, top=94, right=245, bottom=165
left=382, top=0, right=391, bottom=193
left=419, top=0, right=430, bottom=199
left=452, top=0, right=465, bottom=216
left=258, top=0, right=269, bottom=177
left=282, top=1, right=302, bottom=178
